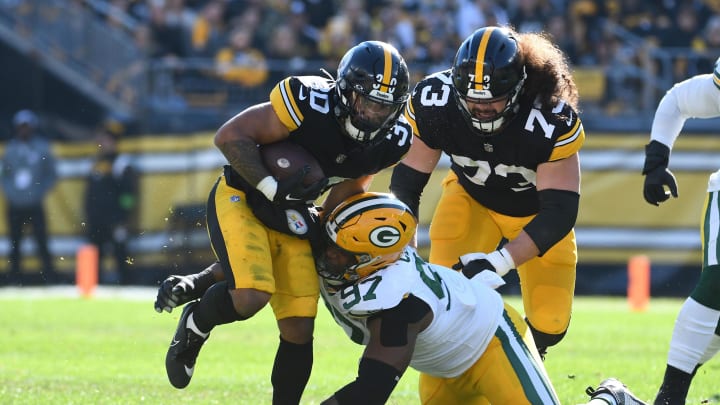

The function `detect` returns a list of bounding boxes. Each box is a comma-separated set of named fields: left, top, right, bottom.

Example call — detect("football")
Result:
left=260, top=140, right=325, bottom=186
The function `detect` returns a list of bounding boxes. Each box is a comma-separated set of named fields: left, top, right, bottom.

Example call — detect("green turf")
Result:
left=1, top=291, right=718, bottom=404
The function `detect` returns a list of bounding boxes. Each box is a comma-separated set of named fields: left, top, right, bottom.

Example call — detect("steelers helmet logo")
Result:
left=370, top=226, right=401, bottom=247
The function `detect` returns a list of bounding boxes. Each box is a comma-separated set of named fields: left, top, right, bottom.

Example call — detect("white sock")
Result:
left=667, top=297, right=720, bottom=373
left=700, top=333, right=720, bottom=364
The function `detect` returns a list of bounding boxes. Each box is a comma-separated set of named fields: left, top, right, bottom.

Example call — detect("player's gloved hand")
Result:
left=260, top=166, right=329, bottom=205
left=452, top=248, right=516, bottom=278
left=642, top=140, right=678, bottom=206
left=154, top=270, right=215, bottom=313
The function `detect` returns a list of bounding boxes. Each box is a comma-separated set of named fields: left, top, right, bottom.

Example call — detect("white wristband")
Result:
left=486, top=248, right=516, bottom=277
left=256, top=176, right=278, bottom=201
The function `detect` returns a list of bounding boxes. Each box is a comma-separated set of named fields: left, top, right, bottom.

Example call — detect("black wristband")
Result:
left=642, top=140, right=670, bottom=174
left=333, top=358, right=402, bottom=405
left=390, top=162, right=431, bottom=217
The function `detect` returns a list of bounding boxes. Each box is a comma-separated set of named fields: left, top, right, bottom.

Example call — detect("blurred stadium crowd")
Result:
left=2, top=0, right=720, bottom=134
left=98, top=0, right=720, bottom=110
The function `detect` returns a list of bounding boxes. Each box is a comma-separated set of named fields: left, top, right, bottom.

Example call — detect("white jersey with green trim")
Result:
left=650, top=73, right=720, bottom=191
left=320, top=246, right=504, bottom=378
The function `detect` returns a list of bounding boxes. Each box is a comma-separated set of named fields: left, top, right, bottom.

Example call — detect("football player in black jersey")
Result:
left=390, top=26, right=584, bottom=359
left=153, top=41, right=412, bottom=403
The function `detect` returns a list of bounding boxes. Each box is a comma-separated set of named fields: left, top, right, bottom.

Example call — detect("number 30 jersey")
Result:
left=269, top=75, right=413, bottom=182
left=320, top=247, right=504, bottom=378
left=405, top=70, right=585, bottom=216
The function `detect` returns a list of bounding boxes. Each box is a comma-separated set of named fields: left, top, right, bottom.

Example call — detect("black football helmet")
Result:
left=334, top=41, right=410, bottom=143
left=451, top=27, right=526, bottom=135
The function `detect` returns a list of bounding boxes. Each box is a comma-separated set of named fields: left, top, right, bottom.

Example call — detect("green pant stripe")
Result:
left=495, top=311, right=559, bottom=404
left=702, top=190, right=720, bottom=267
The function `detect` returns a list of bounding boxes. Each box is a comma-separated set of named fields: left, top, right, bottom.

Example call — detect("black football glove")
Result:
left=274, top=166, right=329, bottom=204
left=642, top=140, right=678, bottom=206
left=153, top=269, right=216, bottom=313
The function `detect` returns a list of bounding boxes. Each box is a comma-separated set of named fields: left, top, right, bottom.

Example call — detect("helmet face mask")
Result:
left=451, top=27, right=526, bottom=136
left=316, top=192, right=417, bottom=289
left=335, top=41, right=410, bottom=143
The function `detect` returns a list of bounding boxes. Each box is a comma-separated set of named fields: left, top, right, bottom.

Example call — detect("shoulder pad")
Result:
left=547, top=100, right=584, bottom=160
left=341, top=263, right=414, bottom=317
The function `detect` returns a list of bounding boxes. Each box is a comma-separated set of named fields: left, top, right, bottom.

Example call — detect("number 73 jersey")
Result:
left=320, top=247, right=504, bottom=378
left=405, top=70, right=585, bottom=217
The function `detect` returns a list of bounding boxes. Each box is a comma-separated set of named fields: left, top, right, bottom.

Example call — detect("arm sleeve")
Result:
left=333, top=357, right=402, bottom=405
left=523, top=189, right=579, bottom=255
left=651, top=75, right=720, bottom=148
left=389, top=162, right=431, bottom=218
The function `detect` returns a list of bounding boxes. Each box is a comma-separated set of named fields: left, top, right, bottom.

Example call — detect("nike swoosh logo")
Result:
left=184, top=365, right=194, bottom=376
left=170, top=339, right=180, bottom=347
left=298, top=86, right=307, bottom=101
left=285, top=195, right=302, bottom=201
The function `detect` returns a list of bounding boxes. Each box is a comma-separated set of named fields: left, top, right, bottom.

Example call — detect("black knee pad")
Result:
left=526, top=317, right=567, bottom=350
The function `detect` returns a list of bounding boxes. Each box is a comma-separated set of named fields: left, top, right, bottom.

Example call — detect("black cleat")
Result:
left=586, top=378, right=647, bottom=405
left=165, top=301, right=209, bottom=388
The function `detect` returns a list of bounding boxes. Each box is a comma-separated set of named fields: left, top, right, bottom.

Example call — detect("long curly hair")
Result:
left=513, top=28, right=579, bottom=112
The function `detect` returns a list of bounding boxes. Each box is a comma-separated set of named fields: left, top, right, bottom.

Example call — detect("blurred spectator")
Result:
left=455, top=0, right=509, bottom=39
left=148, top=0, right=190, bottom=58
left=1, top=110, right=59, bottom=285
left=371, top=0, right=416, bottom=58
left=413, top=32, right=455, bottom=83
left=83, top=117, right=139, bottom=285
left=215, top=26, right=269, bottom=87
left=188, top=0, right=227, bottom=58
left=287, top=1, right=322, bottom=59
left=317, top=0, right=372, bottom=67
left=546, top=12, right=579, bottom=64
left=298, top=0, right=337, bottom=29
left=509, top=0, right=553, bottom=34
left=265, top=24, right=312, bottom=85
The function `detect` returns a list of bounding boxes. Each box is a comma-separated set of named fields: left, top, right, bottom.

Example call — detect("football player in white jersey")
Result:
left=315, top=192, right=645, bottom=405
left=642, top=57, right=720, bottom=405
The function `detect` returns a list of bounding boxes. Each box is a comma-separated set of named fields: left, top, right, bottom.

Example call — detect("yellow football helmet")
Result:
left=317, top=192, right=417, bottom=287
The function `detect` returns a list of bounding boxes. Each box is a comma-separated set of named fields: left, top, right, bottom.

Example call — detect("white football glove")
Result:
left=455, top=247, right=516, bottom=278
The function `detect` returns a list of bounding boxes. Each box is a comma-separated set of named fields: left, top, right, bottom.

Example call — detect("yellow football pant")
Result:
left=428, top=172, right=576, bottom=337
left=419, top=303, right=559, bottom=404
left=206, top=176, right=319, bottom=320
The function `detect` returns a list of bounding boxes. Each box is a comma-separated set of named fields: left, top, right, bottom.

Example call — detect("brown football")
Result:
left=260, top=140, right=325, bottom=186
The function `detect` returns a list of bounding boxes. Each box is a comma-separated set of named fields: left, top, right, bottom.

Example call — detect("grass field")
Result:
left=1, top=287, right=718, bottom=404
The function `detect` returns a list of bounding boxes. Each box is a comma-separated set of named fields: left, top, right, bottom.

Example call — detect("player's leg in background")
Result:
left=517, top=229, right=577, bottom=358
left=654, top=187, right=720, bottom=405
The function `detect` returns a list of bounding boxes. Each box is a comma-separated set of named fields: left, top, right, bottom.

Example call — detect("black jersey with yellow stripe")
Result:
left=406, top=70, right=585, bottom=217
left=269, top=75, right=412, bottom=181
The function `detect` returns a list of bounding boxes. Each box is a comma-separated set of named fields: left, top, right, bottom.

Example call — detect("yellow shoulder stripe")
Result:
left=550, top=119, right=584, bottom=161
left=269, top=80, right=303, bottom=131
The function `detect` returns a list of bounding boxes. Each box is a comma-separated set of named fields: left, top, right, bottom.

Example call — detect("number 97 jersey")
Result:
left=405, top=70, right=585, bottom=217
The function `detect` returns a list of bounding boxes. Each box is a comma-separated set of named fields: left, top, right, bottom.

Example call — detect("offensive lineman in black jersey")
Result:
left=390, top=26, right=584, bottom=359
left=154, top=41, right=412, bottom=403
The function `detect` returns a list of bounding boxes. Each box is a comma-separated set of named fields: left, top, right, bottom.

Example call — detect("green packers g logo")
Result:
left=370, top=226, right=401, bottom=247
